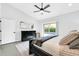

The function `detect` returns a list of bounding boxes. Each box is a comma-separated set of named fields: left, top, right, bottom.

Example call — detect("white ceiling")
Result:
left=9, top=3, right=79, bottom=20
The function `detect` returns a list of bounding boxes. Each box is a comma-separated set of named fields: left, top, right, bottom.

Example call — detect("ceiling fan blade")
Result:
left=34, top=10, right=41, bottom=12
left=43, top=4, right=50, bottom=10
left=43, top=10, right=50, bottom=13
left=41, top=3, right=43, bottom=8
left=34, top=5, right=41, bottom=10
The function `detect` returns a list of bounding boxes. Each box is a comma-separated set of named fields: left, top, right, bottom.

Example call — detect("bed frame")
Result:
left=29, top=40, right=52, bottom=56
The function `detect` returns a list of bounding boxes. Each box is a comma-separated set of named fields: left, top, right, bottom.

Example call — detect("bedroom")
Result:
left=0, top=3, right=79, bottom=56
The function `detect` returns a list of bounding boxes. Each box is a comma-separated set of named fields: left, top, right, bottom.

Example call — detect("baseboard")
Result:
left=0, top=41, right=21, bottom=46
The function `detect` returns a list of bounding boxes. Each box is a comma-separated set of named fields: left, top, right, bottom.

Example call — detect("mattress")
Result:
left=41, top=35, right=79, bottom=56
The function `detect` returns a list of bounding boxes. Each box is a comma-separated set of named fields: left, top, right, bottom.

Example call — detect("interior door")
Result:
left=2, top=19, right=16, bottom=44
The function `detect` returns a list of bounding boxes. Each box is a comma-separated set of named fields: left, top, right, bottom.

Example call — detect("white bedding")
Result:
left=41, top=35, right=63, bottom=56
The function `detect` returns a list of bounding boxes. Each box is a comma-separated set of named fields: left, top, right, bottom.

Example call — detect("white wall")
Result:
left=1, top=3, right=38, bottom=42
left=39, top=11, right=79, bottom=37
left=0, top=3, right=1, bottom=17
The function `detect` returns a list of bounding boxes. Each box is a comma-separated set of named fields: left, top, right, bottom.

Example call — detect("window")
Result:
left=43, top=22, right=58, bottom=36
left=44, top=23, right=56, bottom=33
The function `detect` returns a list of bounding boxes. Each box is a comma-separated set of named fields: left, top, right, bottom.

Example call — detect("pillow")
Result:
left=69, top=38, right=79, bottom=49
left=59, top=32, right=79, bottom=45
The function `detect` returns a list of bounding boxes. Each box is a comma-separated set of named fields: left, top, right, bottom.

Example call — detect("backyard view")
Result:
left=44, top=23, right=56, bottom=33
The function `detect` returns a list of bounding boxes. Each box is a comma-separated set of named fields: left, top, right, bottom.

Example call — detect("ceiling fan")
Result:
left=34, top=3, right=51, bottom=13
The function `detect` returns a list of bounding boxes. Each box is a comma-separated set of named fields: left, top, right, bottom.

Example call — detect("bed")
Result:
left=41, top=32, right=79, bottom=56
left=31, top=32, right=79, bottom=56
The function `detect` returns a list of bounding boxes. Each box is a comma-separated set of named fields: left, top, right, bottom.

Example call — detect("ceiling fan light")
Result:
left=40, top=11, right=44, bottom=14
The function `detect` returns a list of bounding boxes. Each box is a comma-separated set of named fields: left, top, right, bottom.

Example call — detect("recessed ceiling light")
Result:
left=68, top=3, right=72, bottom=7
